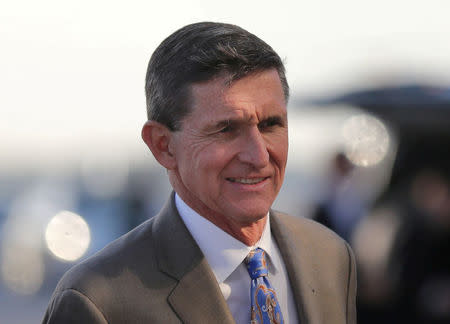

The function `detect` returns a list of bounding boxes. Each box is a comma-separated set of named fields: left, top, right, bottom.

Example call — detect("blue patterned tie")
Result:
left=246, top=248, right=284, bottom=324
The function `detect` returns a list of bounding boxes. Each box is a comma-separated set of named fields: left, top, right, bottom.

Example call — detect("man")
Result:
left=43, top=22, right=356, bottom=323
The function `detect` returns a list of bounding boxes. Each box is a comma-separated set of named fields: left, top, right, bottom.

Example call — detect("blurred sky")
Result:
left=2, top=0, right=450, bottom=171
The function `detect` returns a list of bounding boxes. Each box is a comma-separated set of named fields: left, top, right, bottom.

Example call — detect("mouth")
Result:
left=226, top=177, right=268, bottom=184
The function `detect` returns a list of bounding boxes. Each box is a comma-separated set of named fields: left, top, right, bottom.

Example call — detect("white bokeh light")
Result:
left=45, top=211, right=91, bottom=262
left=1, top=242, right=45, bottom=295
left=341, top=114, right=390, bottom=167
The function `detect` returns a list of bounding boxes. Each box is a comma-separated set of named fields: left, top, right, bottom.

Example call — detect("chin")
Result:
left=218, top=193, right=275, bottom=221
left=228, top=204, right=271, bottom=223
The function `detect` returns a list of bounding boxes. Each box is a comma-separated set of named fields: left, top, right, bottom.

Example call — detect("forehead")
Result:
left=185, top=69, right=286, bottom=125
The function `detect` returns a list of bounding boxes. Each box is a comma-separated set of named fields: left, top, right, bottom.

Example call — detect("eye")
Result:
left=219, top=125, right=232, bottom=133
left=258, top=117, right=283, bottom=131
left=218, top=121, right=238, bottom=134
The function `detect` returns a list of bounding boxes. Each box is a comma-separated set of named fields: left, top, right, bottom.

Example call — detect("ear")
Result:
left=142, top=121, right=177, bottom=170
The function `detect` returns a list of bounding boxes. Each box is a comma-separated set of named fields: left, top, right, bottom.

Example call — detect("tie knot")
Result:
left=245, top=248, right=269, bottom=279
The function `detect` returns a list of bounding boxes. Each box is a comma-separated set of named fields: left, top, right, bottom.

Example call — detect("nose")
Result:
left=238, top=127, right=269, bottom=168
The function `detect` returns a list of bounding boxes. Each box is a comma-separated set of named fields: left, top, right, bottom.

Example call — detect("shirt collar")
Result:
left=175, top=193, right=279, bottom=283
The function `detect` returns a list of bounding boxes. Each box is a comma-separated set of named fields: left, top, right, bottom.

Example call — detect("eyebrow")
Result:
left=203, top=118, right=240, bottom=133
left=261, top=115, right=286, bottom=126
left=209, top=114, right=286, bottom=131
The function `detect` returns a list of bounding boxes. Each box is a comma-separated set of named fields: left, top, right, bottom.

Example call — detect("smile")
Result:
left=227, top=177, right=267, bottom=184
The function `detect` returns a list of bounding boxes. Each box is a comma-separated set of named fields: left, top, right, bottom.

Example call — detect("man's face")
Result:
left=169, top=69, right=288, bottom=228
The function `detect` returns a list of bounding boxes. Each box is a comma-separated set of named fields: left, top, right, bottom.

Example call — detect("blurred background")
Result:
left=1, top=1, right=450, bottom=323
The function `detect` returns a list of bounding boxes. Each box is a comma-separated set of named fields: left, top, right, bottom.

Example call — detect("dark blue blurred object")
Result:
left=308, top=84, right=450, bottom=188
left=311, top=84, right=450, bottom=134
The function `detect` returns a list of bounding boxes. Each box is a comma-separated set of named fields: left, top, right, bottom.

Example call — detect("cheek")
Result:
left=263, top=128, right=288, bottom=143
left=193, top=145, right=234, bottom=171
left=266, top=133, right=288, bottom=164
left=280, top=142, right=289, bottom=164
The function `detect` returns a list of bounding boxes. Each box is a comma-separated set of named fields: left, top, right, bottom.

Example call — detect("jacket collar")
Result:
left=152, top=192, right=235, bottom=323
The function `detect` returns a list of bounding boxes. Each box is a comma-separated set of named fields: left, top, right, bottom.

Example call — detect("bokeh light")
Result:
left=341, top=114, right=390, bottom=167
left=351, top=206, right=402, bottom=303
left=1, top=242, right=45, bottom=295
left=0, top=186, right=61, bottom=295
left=45, top=211, right=91, bottom=262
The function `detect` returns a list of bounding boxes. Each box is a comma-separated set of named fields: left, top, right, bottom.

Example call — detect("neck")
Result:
left=209, top=215, right=267, bottom=246
left=174, top=193, right=267, bottom=246
left=188, top=204, right=267, bottom=246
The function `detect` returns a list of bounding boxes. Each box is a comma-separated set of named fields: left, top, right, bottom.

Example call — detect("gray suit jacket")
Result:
left=43, top=193, right=356, bottom=323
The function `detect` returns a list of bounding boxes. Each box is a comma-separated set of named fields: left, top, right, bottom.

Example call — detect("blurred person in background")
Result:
left=42, top=22, right=356, bottom=324
left=354, top=168, right=450, bottom=324
left=389, top=169, right=450, bottom=324
left=313, top=152, right=368, bottom=242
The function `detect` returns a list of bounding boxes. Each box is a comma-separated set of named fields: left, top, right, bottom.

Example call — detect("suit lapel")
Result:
left=153, top=193, right=235, bottom=324
left=271, top=211, right=319, bottom=324
left=168, top=259, right=235, bottom=324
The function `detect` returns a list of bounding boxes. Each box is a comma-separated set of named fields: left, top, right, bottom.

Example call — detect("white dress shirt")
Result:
left=175, top=193, right=298, bottom=324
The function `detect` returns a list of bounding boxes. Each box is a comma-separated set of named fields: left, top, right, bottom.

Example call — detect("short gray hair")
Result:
left=145, top=22, right=289, bottom=131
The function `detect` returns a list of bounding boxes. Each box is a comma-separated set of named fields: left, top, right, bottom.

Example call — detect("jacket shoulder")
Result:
left=271, top=209, right=354, bottom=290
left=55, top=216, right=159, bottom=291
left=46, top=216, right=177, bottom=323
left=271, top=210, right=357, bottom=324
left=271, top=209, right=348, bottom=247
